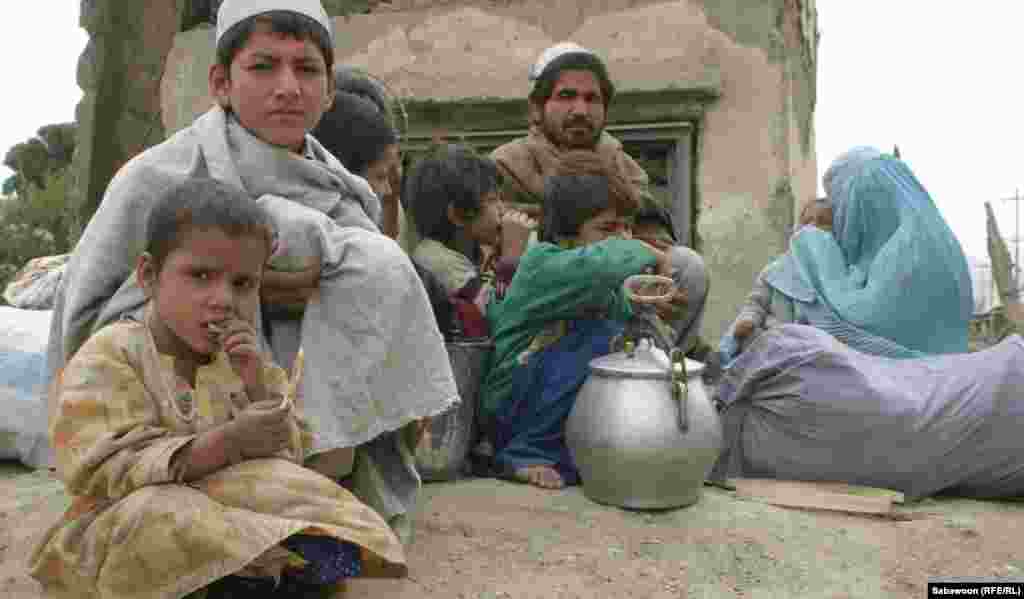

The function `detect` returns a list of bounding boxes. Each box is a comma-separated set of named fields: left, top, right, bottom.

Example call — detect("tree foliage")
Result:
left=0, top=122, right=78, bottom=299
left=180, top=0, right=222, bottom=31
left=4, top=138, right=50, bottom=189
left=37, top=123, right=77, bottom=166
left=3, top=122, right=76, bottom=193
left=0, top=169, right=74, bottom=300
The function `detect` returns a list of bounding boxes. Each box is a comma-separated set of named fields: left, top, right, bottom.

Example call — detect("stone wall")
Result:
left=70, top=0, right=181, bottom=239
left=690, top=0, right=819, bottom=341
left=80, top=0, right=819, bottom=344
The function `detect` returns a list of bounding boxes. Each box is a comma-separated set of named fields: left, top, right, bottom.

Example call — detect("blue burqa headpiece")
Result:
left=762, top=146, right=973, bottom=357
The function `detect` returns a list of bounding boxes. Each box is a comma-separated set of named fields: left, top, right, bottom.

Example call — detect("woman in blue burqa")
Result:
left=708, top=149, right=1024, bottom=500
left=720, top=146, right=973, bottom=362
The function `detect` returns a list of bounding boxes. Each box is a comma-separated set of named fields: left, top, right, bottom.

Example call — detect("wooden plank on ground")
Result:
left=802, top=480, right=905, bottom=504
left=729, top=478, right=903, bottom=515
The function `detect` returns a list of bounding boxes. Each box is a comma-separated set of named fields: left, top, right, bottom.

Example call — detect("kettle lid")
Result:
left=589, top=341, right=706, bottom=379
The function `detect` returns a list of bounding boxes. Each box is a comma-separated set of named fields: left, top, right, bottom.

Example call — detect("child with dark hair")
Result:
left=49, top=0, right=458, bottom=552
left=312, top=66, right=406, bottom=242
left=29, top=178, right=406, bottom=599
left=631, top=200, right=678, bottom=249
left=48, top=0, right=459, bottom=550
left=310, top=68, right=462, bottom=338
left=408, top=144, right=536, bottom=338
left=317, top=92, right=398, bottom=184
left=718, top=197, right=835, bottom=364
left=479, top=151, right=681, bottom=490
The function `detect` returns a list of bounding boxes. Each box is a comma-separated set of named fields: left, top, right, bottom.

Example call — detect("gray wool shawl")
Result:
left=44, top=106, right=458, bottom=531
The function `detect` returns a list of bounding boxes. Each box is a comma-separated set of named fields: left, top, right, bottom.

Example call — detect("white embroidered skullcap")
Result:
left=216, top=0, right=334, bottom=46
left=528, top=42, right=598, bottom=83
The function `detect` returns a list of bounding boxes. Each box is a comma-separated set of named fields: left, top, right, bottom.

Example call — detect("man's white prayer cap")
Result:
left=528, top=42, right=598, bottom=83
left=216, top=0, right=334, bottom=46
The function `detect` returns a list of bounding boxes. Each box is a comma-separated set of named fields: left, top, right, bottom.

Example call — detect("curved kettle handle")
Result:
left=670, top=348, right=689, bottom=433
left=673, top=381, right=688, bottom=433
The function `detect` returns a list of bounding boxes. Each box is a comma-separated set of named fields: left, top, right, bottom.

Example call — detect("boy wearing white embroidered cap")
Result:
left=210, top=0, right=337, bottom=152
left=45, top=0, right=460, bottom=564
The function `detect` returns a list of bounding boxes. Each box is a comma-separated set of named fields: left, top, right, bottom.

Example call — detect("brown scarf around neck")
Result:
left=492, top=126, right=650, bottom=202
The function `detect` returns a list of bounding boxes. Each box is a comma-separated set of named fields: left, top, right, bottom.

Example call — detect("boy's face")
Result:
left=363, top=143, right=401, bottom=200
left=138, top=227, right=266, bottom=362
left=799, top=201, right=833, bottom=232
left=577, top=207, right=632, bottom=246
left=814, top=203, right=834, bottom=231
left=463, top=191, right=504, bottom=248
left=209, top=20, right=335, bottom=152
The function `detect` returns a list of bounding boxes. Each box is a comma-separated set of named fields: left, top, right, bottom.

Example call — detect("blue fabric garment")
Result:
left=0, top=349, right=47, bottom=402
left=764, top=147, right=972, bottom=357
left=0, top=348, right=51, bottom=466
left=717, top=333, right=740, bottom=369
left=281, top=534, right=363, bottom=584
left=493, top=318, right=623, bottom=485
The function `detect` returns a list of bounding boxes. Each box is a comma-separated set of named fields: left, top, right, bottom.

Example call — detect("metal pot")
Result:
left=565, top=339, right=723, bottom=509
left=414, top=339, right=493, bottom=481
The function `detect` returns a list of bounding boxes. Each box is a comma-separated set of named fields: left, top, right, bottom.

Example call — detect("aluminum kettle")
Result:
left=565, top=338, right=723, bottom=509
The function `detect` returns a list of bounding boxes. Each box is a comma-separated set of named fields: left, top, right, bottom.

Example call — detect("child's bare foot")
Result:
left=514, top=465, right=565, bottom=489
left=734, top=318, right=756, bottom=340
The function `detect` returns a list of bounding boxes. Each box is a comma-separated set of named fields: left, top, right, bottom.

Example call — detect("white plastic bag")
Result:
left=3, top=253, right=69, bottom=310
left=0, top=306, right=53, bottom=467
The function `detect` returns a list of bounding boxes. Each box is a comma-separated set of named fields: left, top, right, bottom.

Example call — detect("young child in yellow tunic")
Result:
left=28, top=178, right=406, bottom=599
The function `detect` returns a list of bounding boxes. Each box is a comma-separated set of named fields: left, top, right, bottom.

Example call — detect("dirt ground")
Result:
left=2, top=463, right=1023, bottom=599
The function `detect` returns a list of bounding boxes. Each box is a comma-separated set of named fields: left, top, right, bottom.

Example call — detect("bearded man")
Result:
left=491, top=42, right=709, bottom=352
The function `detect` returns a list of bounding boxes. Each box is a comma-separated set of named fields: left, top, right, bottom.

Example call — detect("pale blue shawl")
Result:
left=763, top=147, right=973, bottom=357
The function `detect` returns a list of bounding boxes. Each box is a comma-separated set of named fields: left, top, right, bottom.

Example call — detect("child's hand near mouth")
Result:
left=210, top=318, right=271, bottom=403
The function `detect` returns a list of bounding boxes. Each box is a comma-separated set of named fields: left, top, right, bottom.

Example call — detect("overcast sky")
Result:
left=0, top=2, right=1021, bottom=261
left=815, top=1, right=1024, bottom=262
